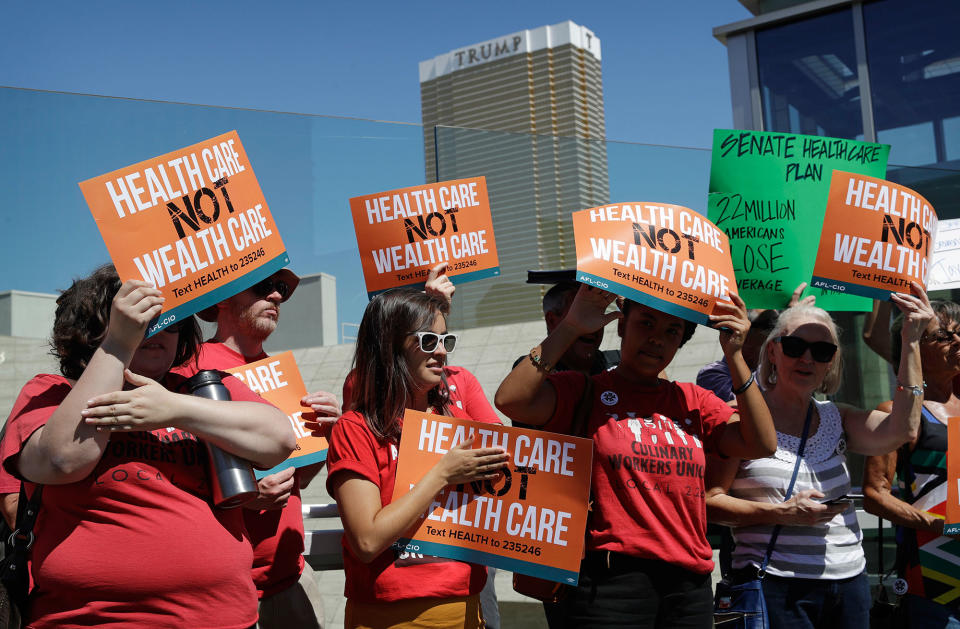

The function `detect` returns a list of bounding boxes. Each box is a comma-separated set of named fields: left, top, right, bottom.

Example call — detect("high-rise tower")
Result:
left=419, top=21, right=609, bottom=327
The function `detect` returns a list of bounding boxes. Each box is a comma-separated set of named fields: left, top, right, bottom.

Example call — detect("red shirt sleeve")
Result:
left=325, top=412, right=383, bottom=495
left=687, top=383, right=736, bottom=453
left=542, top=370, right=590, bottom=434
left=0, top=375, right=72, bottom=482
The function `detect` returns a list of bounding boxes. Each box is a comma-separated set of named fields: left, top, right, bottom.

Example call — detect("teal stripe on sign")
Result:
left=576, top=271, right=708, bottom=325
left=254, top=449, right=328, bottom=479
left=809, top=277, right=897, bottom=301
left=367, top=266, right=501, bottom=299
left=146, top=252, right=290, bottom=336
left=396, top=537, right=580, bottom=585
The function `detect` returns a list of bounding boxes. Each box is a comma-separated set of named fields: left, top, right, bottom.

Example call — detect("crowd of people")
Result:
left=0, top=259, right=956, bottom=629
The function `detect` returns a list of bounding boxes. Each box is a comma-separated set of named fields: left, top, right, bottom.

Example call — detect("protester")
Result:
left=176, top=268, right=338, bottom=629
left=327, top=288, right=507, bottom=628
left=495, top=285, right=776, bottom=628
left=0, top=264, right=294, bottom=627
left=705, top=286, right=933, bottom=629
left=341, top=263, right=504, bottom=627
left=863, top=300, right=960, bottom=628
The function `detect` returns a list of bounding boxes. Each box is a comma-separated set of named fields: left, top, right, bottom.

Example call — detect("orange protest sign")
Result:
left=224, top=351, right=326, bottom=478
left=349, top=178, right=500, bottom=297
left=393, top=411, right=593, bottom=584
left=812, top=171, right=938, bottom=299
left=79, top=131, right=289, bottom=335
left=946, top=417, right=960, bottom=535
left=573, top=203, right=736, bottom=324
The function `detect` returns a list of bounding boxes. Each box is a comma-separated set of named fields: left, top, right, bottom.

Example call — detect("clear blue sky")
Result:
left=0, top=1, right=752, bottom=330
left=1, top=1, right=749, bottom=146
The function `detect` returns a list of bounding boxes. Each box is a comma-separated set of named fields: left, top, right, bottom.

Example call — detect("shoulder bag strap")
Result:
left=759, top=400, right=815, bottom=577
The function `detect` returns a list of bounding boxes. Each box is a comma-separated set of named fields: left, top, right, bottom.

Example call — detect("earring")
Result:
left=767, top=364, right=777, bottom=386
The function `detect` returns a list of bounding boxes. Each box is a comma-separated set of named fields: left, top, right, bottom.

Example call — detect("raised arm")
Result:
left=495, top=285, right=619, bottom=426
left=18, top=281, right=162, bottom=485
left=842, top=283, right=932, bottom=455
left=709, top=294, right=777, bottom=459
left=862, top=447, right=943, bottom=535
left=332, top=436, right=507, bottom=563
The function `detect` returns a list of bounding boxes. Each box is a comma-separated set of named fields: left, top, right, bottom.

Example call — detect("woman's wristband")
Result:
left=732, top=373, right=756, bottom=396
left=896, top=381, right=924, bottom=397
left=528, top=346, right=555, bottom=374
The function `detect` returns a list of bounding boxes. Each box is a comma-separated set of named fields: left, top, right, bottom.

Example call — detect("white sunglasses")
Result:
left=413, top=332, right=458, bottom=353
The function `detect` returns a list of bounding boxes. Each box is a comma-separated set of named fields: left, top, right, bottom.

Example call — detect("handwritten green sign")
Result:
left=708, top=129, right=890, bottom=310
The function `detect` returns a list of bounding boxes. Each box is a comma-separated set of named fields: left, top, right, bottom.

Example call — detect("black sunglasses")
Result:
left=775, top=336, right=838, bottom=363
left=250, top=277, right=290, bottom=301
left=413, top=332, right=458, bottom=353
left=922, top=328, right=960, bottom=345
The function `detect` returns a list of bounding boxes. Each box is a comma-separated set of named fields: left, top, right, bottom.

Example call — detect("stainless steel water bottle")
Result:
left=185, top=370, right=259, bottom=508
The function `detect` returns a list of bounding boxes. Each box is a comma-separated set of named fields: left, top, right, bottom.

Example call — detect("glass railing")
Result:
left=2, top=86, right=959, bottom=347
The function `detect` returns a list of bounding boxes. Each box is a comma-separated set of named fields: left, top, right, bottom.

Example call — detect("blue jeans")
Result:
left=903, top=594, right=960, bottom=629
left=760, top=571, right=870, bottom=629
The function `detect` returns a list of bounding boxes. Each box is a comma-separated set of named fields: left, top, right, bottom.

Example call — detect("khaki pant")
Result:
left=256, top=562, right=325, bottom=629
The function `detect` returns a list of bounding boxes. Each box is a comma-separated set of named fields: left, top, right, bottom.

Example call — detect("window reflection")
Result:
left=864, top=0, right=960, bottom=167
left=756, top=9, right=861, bottom=139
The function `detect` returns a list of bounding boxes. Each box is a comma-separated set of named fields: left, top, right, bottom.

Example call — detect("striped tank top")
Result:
left=895, top=407, right=960, bottom=607
left=729, top=399, right=865, bottom=579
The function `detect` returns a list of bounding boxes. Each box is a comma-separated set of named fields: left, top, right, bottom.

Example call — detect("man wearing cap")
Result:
left=181, top=268, right=337, bottom=629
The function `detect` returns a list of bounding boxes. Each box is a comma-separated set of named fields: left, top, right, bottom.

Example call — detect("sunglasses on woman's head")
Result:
left=250, top=277, right=290, bottom=301
left=775, top=335, right=837, bottom=363
left=413, top=332, right=458, bottom=353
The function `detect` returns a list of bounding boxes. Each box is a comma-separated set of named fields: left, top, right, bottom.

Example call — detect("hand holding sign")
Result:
left=432, top=436, right=509, bottom=485
left=425, top=262, right=456, bottom=308
left=562, top=285, right=622, bottom=338
left=890, top=281, right=934, bottom=344
left=708, top=292, right=750, bottom=358
left=105, top=280, right=166, bottom=356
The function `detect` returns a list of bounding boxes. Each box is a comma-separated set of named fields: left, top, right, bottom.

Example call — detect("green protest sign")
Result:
left=708, top=129, right=890, bottom=310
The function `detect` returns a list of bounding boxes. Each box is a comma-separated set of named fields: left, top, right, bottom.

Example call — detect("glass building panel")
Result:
left=865, top=0, right=960, bottom=167
left=756, top=9, right=862, bottom=139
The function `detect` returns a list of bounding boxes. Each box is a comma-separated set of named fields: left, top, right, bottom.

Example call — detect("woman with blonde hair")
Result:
left=706, top=285, right=933, bottom=629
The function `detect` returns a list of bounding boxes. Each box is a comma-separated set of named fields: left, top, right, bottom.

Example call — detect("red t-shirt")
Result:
left=173, top=341, right=305, bottom=598
left=325, top=404, right=499, bottom=603
left=0, top=373, right=260, bottom=628
left=341, top=366, right=498, bottom=423
left=546, top=369, right=734, bottom=574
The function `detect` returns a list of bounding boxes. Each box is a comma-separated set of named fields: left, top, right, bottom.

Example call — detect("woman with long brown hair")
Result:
left=326, top=288, right=507, bottom=628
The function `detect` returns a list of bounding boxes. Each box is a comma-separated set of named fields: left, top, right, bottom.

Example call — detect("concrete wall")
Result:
left=0, top=292, right=57, bottom=340
left=264, top=272, right=339, bottom=351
